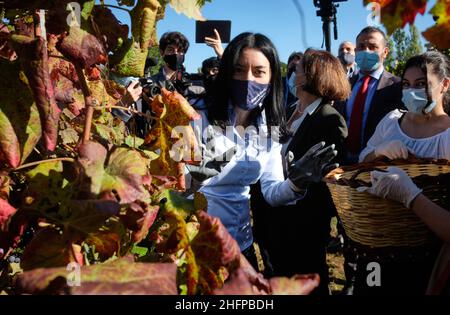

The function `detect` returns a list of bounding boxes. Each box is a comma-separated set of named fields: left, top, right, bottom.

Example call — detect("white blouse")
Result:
left=359, top=109, right=450, bottom=162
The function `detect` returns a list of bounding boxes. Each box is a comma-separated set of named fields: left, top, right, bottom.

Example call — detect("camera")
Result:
left=138, top=77, right=162, bottom=99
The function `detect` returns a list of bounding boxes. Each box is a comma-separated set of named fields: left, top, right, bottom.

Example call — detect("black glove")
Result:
left=287, top=141, right=339, bottom=191
left=186, top=145, right=236, bottom=182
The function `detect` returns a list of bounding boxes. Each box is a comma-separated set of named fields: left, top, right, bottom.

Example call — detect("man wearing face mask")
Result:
left=151, top=31, right=205, bottom=98
left=338, top=41, right=358, bottom=80
left=334, top=27, right=404, bottom=165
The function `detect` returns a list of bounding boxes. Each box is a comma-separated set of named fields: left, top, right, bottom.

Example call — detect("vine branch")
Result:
left=13, top=158, right=75, bottom=172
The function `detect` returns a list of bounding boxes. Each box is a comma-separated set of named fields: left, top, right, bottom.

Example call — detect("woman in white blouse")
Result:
left=187, top=33, right=338, bottom=268
left=359, top=51, right=450, bottom=162
left=354, top=51, right=450, bottom=295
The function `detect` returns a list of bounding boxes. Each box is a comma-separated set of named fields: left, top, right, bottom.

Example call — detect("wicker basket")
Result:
left=325, top=159, right=450, bottom=248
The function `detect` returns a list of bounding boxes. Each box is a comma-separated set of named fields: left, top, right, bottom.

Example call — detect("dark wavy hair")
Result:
left=159, top=31, right=190, bottom=54
left=207, top=32, right=287, bottom=138
left=402, top=51, right=450, bottom=114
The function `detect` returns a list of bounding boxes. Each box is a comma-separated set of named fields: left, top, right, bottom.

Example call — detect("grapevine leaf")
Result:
left=157, top=189, right=196, bottom=220
left=0, top=172, right=9, bottom=200
left=91, top=6, right=129, bottom=53
left=363, top=0, right=427, bottom=35
left=20, top=227, right=83, bottom=271
left=0, top=198, right=16, bottom=232
left=119, top=202, right=159, bottom=243
left=77, top=141, right=150, bottom=204
left=10, top=35, right=61, bottom=151
left=16, top=256, right=178, bottom=295
left=25, top=160, right=72, bottom=212
left=269, top=274, right=321, bottom=295
left=110, top=0, right=160, bottom=76
left=423, top=0, right=450, bottom=50
left=146, top=88, right=200, bottom=190
left=169, top=0, right=206, bottom=21
left=125, top=135, right=145, bottom=148
left=57, top=26, right=107, bottom=69
left=0, top=60, right=42, bottom=167
left=188, top=211, right=241, bottom=294
left=0, top=23, right=17, bottom=61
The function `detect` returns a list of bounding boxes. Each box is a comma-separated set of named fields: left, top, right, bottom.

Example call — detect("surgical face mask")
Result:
left=402, top=88, right=437, bottom=114
left=339, top=53, right=355, bottom=66
left=355, top=51, right=380, bottom=73
left=164, top=54, right=185, bottom=71
left=230, top=79, right=271, bottom=111
left=288, top=73, right=298, bottom=97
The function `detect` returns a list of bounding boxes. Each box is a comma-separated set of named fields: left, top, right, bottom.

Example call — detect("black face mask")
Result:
left=164, top=54, right=185, bottom=71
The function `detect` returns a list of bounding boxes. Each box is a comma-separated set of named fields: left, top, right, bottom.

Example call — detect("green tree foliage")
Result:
left=385, top=24, right=423, bottom=76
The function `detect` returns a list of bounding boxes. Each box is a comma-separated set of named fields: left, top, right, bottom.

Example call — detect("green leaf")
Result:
left=131, top=244, right=149, bottom=257
left=25, top=160, right=73, bottom=212
left=0, top=60, right=42, bottom=167
left=124, top=135, right=145, bottom=148
left=157, top=190, right=195, bottom=220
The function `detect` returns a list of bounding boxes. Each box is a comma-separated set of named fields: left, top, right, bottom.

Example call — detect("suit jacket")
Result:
left=334, top=70, right=404, bottom=160
left=251, top=100, right=347, bottom=291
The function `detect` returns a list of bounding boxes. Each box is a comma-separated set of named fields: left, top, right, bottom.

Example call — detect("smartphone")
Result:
left=195, top=20, right=231, bottom=43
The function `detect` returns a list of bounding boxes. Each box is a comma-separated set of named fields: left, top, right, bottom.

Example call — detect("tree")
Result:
left=385, top=24, right=423, bottom=76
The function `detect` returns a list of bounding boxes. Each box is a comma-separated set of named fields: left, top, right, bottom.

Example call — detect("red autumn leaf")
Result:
left=10, top=35, right=61, bottom=151
left=16, top=256, right=178, bottom=295
left=119, top=202, right=159, bottom=243
left=146, top=88, right=200, bottom=190
left=0, top=198, right=17, bottom=232
left=423, top=0, right=450, bottom=50
left=57, top=26, right=107, bottom=69
left=364, top=0, right=427, bottom=35
left=185, top=210, right=241, bottom=294
left=214, top=254, right=319, bottom=295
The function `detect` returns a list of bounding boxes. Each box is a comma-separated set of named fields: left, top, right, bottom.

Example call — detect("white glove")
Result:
left=374, top=140, right=410, bottom=160
left=357, top=166, right=422, bottom=208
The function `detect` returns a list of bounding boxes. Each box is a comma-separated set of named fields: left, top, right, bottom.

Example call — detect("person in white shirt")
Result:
left=186, top=32, right=338, bottom=268
left=355, top=51, right=450, bottom=295
left=360, top=51, right=450, bottom=162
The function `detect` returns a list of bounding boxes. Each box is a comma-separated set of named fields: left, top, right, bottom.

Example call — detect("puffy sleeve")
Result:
left=259, top=140, right=305, bottom=207
left=359, top=110, right=401, bottom=162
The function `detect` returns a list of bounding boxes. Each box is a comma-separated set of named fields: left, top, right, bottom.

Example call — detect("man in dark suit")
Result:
left=335, top=27, right=404, bottom=165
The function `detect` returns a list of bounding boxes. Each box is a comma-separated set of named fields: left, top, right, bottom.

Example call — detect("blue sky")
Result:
left=106, top=0, right=437, bottom=73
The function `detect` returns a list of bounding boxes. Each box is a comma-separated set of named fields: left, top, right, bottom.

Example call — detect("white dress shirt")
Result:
left=190, top=109, right=305, bottom=251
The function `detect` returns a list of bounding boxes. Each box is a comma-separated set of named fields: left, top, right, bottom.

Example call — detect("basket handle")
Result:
left=344, top=167, right=388, bottom=188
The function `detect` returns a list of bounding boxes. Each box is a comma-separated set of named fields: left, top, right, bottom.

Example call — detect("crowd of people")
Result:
left=112, top=25, right=450, bottom=295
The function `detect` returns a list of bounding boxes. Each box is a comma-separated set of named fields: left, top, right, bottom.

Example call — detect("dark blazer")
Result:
left=251, top=100, right=347, bottom=295
left=334, top=70, right=403, bottom=160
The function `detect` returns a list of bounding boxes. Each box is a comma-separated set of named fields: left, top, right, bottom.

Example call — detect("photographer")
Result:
left=151, top=31, right=205, bottom=101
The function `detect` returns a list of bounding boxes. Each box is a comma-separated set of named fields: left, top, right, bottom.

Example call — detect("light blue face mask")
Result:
left=288, top=73, right=298, bottom=97
left=402, top=88, right=437, bottom=114
left=355, top=51, right=380, bottom=73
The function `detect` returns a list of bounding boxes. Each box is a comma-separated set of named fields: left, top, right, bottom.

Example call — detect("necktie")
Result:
left=347, top=75, right=371, bottom=154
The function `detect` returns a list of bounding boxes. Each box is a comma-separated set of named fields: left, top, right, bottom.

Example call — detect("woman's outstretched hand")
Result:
left=287, top=141, right=338, bottom=191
